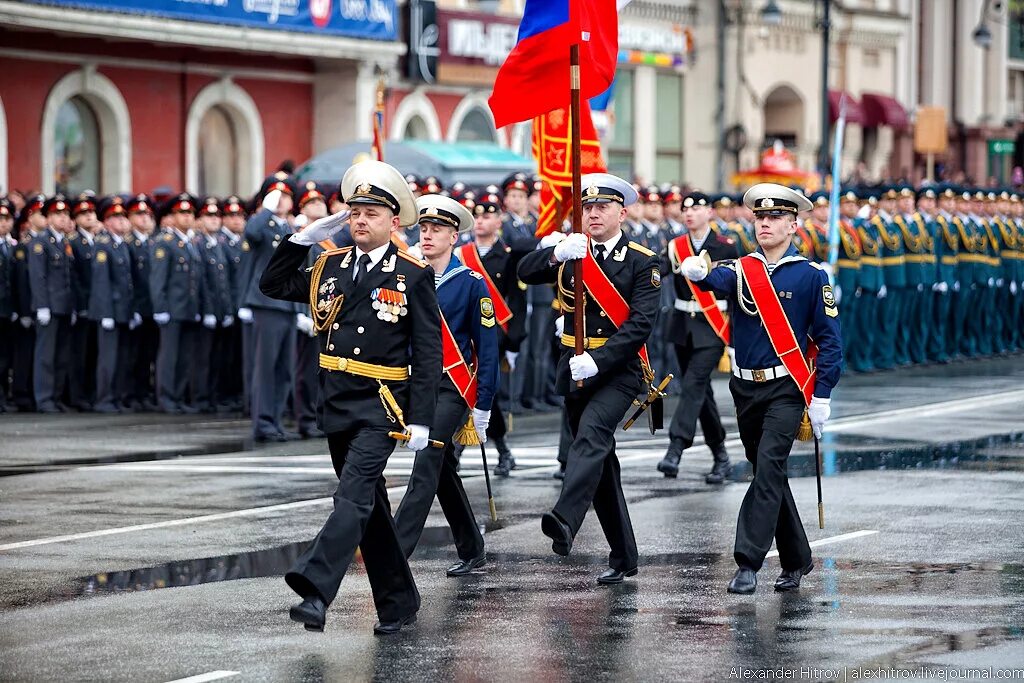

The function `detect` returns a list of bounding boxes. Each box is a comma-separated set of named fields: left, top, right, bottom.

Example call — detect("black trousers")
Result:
left=293, top=330, right=320, bottom=433
left=666, top=341, right=727, bottom=455
left=241, top=320, right=255, bottom=414
left=128, top=318, right=159, bottom=407
left=68, top=317, right=97, bottom=408
left=95, top=324, right=132, bottom=410
left=285, top=427, right=419, bottom=621
left=156, top=321, right=198, bottom=411
left=191, top=325, right=215, bottom=411
left=0, top=319, right=12, bottom=410
left=33, top=314, right=72, bottom=409
left=394, top=383, right=484, bottom=561
left=729, top=376, right=811, bottom=572
left=216, top=323, right=243, bottom=408
left=11, top=323, right=34, bottom=410
left=555, top=375, right=639, bottom=571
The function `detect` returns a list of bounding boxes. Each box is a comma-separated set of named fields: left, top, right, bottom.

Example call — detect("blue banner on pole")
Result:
left=826, top=96, right=847, bottom=277
left=23, top=0, right=398, bottom=40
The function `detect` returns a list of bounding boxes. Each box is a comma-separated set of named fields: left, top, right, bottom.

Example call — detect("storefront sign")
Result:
left=407, top=0, right=520, bottom=85
left=618, top=22, right=694, bottom=69
left=24, top=0, right=397, bottom=39
left=989, top=139, right=1015, bottom=155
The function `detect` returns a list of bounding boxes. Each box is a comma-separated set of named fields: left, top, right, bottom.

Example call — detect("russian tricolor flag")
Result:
left=488, top=0, right=624, bottom=129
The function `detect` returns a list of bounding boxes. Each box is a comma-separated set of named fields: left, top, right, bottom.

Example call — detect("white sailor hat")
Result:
left=743, top=183, right=813, bottom=216
left=340, top=160, right=418, bottom=228
left=415, top=194, right=474, bottom=234
left=579, top=173, right=639, bottom=207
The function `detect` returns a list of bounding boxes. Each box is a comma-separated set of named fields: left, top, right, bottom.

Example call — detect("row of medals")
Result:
left=371, top=297, right=408, bottom=323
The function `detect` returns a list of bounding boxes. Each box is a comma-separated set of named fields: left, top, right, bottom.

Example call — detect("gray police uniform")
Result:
left=127, top=231, right=158, bottom=409
left=68, top=228, right=98, bottom=409
left=90, top=233, right=135, bottom=411
left=192, top=234, right=233, bottom=412
left=0, top=236, right=13, bottom=411
left=29, top=227, right=75, bottom=411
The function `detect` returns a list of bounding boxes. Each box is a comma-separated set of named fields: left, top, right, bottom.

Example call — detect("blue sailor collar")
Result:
left=747, top=244, right=805, bottom=271
left=437, top=253, right=471, bottom=289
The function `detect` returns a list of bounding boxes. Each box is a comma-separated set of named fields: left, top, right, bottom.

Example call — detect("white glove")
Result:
left=834, top=284, right=842, bottom=305
left=856, top=204, right=872, bottom=220
left=261, top=189, right=282, bottom=213
left=203, top=314, right=217, bottom=329
left=505, top=350, right=518, bottom=371
left=553, top=232, right=588, bottom=262
left=128, top=313, right=141, bottom=330
left=19, top=316, right=32, bottom=329
left=472, top=407, right=491, bottom=443
left=989, top=277, right=997, bottom=287
left=569, top=352, right=599, bottom=381
left=36, top=308, right=51, bottom=326
left=101, top=318, right=115, bottom=331
left=1012, top=282, right=1019, bottom=295
left=539, top=232, right=566, bottom=249
left=681, top=255, right=708, bottom=281
left=289, top=210, right=351, bottom=246
left=931, top=282, right=940, bottom=292
left=877, top=285, right=888, bottom=299
left=153, top=312, right=171, bottom=325
left=70, top=311, right=78, bottom=326
left=807, top=396, right=831, bottom=439
left=953, top=280, right=961, bottom=292
left=554, top=315, right=565, bottom=338
left=296, top=313, right=315, bottom=336
left=405, top=424, right=430, bottom=451
left=222, top=315, right=234, bottom=327
left=9, top=312, right=16, bottom=322
left=237, top=307, right=254, bottom=323
left=195, top=314, right=201, bottom=322
left=293, top=214, right=309, bottom=229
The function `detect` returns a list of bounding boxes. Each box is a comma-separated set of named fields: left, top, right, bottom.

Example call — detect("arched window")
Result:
left=402, top=115, right=431, bottom=140
left=40, top=68, right=132, bottom=194
left=53, top=96, right=101, bottom=196
left=456, top=108, right=497, bottom=143
left=762, top=84, right=805, bottom=150
left=197, top=105, right=238, bottom=197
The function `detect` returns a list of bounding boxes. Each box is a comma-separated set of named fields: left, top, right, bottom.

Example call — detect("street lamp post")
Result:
left=818, top=0, right=832, bottom=179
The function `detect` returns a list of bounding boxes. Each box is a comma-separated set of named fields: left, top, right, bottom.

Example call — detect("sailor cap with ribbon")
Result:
left=579, top=173, right=639, bottom=207
left=416, top=194, right=474, bottom=234
left=341, top=160, right=418, bottom=228
left=743, top=183, right=813, bottom=216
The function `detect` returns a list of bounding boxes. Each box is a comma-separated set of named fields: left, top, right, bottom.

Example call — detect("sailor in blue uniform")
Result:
left=680, top=183, right=842, bottom=595
left=393, top=193, right=500, bottom=576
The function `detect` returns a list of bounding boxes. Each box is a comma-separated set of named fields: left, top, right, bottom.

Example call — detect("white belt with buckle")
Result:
left=674, top=299, right=728, bottom=313
left=732, top=364, right=790, bottom=382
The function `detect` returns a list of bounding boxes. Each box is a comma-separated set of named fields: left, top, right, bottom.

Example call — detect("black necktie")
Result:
left=593, top=244, right=607, bottom=263
left=353, top=254, right=371, bottom=285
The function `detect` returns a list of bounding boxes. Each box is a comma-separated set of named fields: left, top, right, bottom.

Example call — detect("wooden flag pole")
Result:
left=570, top=43, right=585, bottom=387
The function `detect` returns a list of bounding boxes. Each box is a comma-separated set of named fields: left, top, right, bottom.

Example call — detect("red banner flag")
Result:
left=531, top=103, right=606, bottom=237
left=488, top=0, right=619, bottom=129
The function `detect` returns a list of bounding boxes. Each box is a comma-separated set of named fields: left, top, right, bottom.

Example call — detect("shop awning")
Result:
left=828, top=90, right=865, bottom=125
left=860, top=92, right=910, bottom=129
left=295, top=141, right=535, bottom=188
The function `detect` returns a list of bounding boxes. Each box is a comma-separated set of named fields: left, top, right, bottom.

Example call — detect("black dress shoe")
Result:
left=705, top=446, right=732, bottom=485
left=541, top=511, right=573, bottom=556
left=774, top=561, right=814, bottom=592
left=373, top=613, right=417, bottom=635
left=727, top=567, right=757, bottom=594
left=300, top=427, right=326, bottom=439
left=597, top=567, right=638, bottom=585
left=446, top=554, right=486, bottom=577
left=657, top=451, right=681, bottom=478
left=37, top=404, right=60, bottom=414
left=289, top=596, right=327, bottom=632
left=553, top=464, right=566, bottom=480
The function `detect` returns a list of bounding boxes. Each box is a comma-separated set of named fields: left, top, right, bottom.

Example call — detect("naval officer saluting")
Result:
left=260, top=160, right=442, bottom=634
left=680, top=183, right=842, bottom=594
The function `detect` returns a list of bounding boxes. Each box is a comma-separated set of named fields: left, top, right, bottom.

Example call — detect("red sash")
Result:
left=579, top=244, right=652, bottom=376
left=440, top=313, right=478, bottom=408
left=669, top=236, right=730, bottom=345
left=457, top=243, right=512, bottom=332
left=737, top=256, right=816, bottom=405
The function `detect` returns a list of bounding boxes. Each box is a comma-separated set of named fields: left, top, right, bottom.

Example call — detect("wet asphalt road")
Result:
left=1, top=356, right=1023, bottom=682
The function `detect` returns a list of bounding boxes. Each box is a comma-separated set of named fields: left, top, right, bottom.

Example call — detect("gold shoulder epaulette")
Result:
left=627, top=241, right=655, bottom=257
left=397, top=251, right=428, bottom=268
left=323, top=246, right=353, bottom=257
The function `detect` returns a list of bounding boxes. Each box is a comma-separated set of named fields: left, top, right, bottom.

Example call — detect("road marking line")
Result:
left=165, top=671, right=240, bottom=683
left=766, top=529, right=879, bottom=558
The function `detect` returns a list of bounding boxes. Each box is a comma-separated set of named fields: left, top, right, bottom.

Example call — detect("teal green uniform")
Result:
left=896, top=212, right=935, bottom=364
left=873, top=213, right=905, bottom=369
left=1011, top=218, right=1024, bottom=350
left=987, top=215, right=1014, bottom=353
left=952, top=214, right=981, bottom=356
left=850, top=217, right=882, bottom=372
left=835, top=220, right=861, bottom=368
left=931, top=211, right=959, bottom=362
left=973, top=216, right=999, bottom=355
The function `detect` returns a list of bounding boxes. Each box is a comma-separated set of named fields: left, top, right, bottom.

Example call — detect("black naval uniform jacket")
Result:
left=89, top=233, right=135, bottom=325
left=665, top=230, right=738, bottom=349
left=260, top=239, right=441, bottom=434
left=518, top=231, right=661, bottom=396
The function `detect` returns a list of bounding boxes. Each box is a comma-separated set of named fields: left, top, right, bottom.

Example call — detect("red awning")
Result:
left=860, top=92, right=910, bottom=129
left=828, top=90, right=865, bottom=125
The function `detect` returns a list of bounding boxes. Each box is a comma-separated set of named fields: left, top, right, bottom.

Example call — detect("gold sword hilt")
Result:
left=388, top=430, right=445, bottom=450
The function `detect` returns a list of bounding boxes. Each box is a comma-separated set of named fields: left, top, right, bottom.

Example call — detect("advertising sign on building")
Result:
left=23, top=0, right=398, bottom=39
